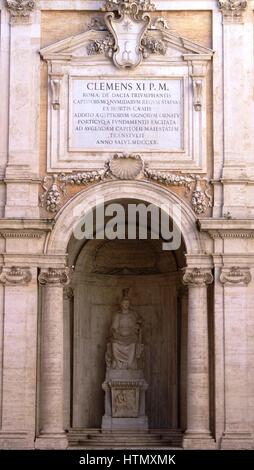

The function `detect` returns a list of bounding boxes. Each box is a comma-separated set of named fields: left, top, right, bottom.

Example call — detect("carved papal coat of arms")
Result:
left=103, top=0, right=155, bottom=69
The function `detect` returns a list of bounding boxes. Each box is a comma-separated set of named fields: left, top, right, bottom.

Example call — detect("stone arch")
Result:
left=46, top=180, right=204, bottom=255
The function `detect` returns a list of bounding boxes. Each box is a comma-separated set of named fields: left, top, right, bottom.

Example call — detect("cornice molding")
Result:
left=0, top=219, right=54, bottom=232
left=207, top=230, right=254, bottom=239
left=198, top=219, right=254, bottom=239
left=0, top=230, right=43, bottom=239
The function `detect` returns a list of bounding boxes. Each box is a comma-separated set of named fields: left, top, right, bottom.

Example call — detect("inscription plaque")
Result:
left=69, top=78, right=183, bottom=152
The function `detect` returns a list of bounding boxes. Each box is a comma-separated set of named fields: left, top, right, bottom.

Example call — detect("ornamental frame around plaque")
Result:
left=68, top=75, right=185, bottom=155
left=41, top=24, right=212, bottom=173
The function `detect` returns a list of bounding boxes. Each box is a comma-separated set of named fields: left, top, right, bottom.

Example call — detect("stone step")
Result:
left=69, top=436, right=182, bottom=441
left=69, top=444, right=183, bottom=449
left=83, top=435, right=181, bottom=441
left=69, top=429, right=182, bottom=436
left=68, top=435, right=182, bottom=440
left=68, top=441, right=182, bottom=446
left=70, top=446, right=182, bottom=450
left=68, top=428, right=183, bottom=449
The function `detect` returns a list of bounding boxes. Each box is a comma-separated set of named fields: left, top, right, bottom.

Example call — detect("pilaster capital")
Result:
left=220, top=266, right=251, bottom=285
left=218, top=0, right=247, bottom=23
left=0, top=266, right=32, bottom=285
left=38, top=268, right=69, bottom=287
left=183, top=267, right=213, bottom=287
left=6, top=0, right=37, bottom=24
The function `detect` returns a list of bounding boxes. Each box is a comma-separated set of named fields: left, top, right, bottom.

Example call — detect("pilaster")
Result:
left=220, top=0, right=254, bottom=216
left=182, top=266, right=216, bottom=449
left=0, top=6, right=10, bottom=217
left=4, top=1, right=40, bottom=217
left=219, top=265, right=253, bottom=449
left=35, top=267, right=69, bottom=449
left=0, top=265, right=38, bottom=449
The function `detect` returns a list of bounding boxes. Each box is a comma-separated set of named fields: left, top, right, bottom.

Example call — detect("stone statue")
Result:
left=102, top=288, right=148, bottom=429
left=106, top=288, right=144, bottom=370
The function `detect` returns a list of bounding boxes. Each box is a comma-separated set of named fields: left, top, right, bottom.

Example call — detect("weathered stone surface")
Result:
left=0, top=0, right=254, bottom=451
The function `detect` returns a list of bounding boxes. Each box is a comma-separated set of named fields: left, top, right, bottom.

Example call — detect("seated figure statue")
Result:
left=106, top=289, right=144, bottom=370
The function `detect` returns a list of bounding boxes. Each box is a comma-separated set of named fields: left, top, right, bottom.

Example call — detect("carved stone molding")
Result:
left=88, top=0, right=155, bottom=69
left=220, top=266, right=251, bottom=285
left=38, top=268, right=69, bottom=286
left=141, top=36, right=167, bottom=57
left=49, top=73, right=63, bottom=111
left=0, top=266, right=32, bottom=285
left=151, top=17, right=169, bottom=31
left=109, top=153, right=144, bottom=179
left=197, top=219, right=254, bottom=239
left=40, top=156, right=212, bottom=215
left=40, top=174, right=67, bottom=213
left=6, top=0, right=36, bottom=24
left=207, top=230, right=254, bottom=239
left=192, top=79, right=203, bottom=112
left=0, top=230, right=43, bottom=239
left=87, top=13, right=171, bottom=62
left=87, top=35, right=114, bottom=58
left=102, top=0, right=155, bottom=14
left=144, top=170, right=212, bottom=215
left=191, top=177, right=212, bottom=215
left=218, top=0, right=247, bottom=23
left=88, top=30, right=167, bottom=63
left=183, top=268, right=213, bottom=287
left=87, top=17, right=107, bottom=31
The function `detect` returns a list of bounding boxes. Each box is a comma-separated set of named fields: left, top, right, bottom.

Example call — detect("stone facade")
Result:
left=0, top=0, right=254, bottom=450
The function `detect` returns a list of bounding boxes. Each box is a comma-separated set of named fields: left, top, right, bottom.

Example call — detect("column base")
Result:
left=220, top=431, right=253, bottom=450
left=35, top=432, right=68, bottom=449
left=183, top=431, right=216, bottom=449
left=0, top=432, right=35, bottom=449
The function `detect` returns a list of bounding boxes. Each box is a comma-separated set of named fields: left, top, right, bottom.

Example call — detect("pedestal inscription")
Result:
left=70, top=78, right=183, bottom=152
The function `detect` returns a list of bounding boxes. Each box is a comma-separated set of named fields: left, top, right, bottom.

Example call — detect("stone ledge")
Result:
left=0, top=218, right=54, bottom=231
left=1, top=253, right=67, bottom=266
left=198, top=218, right=254, bottom=230
left=198, top=218, right=254, bottom=239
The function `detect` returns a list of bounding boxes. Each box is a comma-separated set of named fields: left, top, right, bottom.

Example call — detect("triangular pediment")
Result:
left=40, top=23, right=213, bottom=62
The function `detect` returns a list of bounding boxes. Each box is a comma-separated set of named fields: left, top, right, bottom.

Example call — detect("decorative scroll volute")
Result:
left=38, top=268, right=69, bottom=287
left=0, top=266, right=32, bottom=285
left=183, top=268, right=213, bottom=287
left=220, top=266, right=251, bottom=285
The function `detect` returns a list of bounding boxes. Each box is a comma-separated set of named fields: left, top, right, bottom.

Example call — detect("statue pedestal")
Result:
left=102, top=369, right=148, bottom=430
